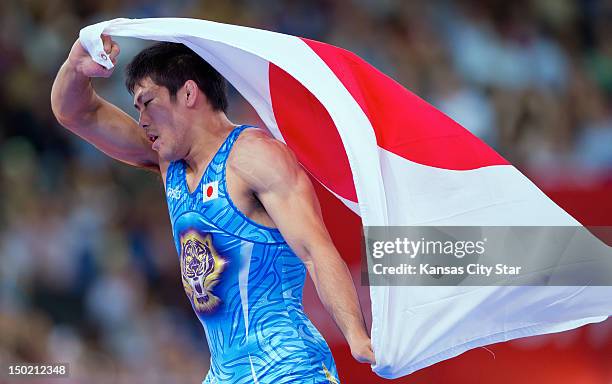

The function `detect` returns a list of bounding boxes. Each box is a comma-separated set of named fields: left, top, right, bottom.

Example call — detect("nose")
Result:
left=139, top=112, right=150, bottom=129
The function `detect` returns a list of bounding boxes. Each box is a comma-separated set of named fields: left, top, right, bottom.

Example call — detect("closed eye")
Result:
left=144, top=98, right=153, bottom=107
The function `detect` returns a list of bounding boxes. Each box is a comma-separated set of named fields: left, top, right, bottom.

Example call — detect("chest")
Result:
left=163, top=160, right=263, bottom=224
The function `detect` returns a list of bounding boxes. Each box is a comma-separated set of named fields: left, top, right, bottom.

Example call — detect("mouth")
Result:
left=147, top=134, right=159, bottom=143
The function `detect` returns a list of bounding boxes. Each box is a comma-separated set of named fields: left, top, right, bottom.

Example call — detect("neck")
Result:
left=183, top=111, right=237, bottom=174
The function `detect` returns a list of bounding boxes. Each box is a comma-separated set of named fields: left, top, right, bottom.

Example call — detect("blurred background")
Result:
left=0, top=0, right=611, bottom=383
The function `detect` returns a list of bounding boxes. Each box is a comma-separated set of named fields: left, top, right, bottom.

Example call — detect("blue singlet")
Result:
left=164, top=125, right=340, bottom=383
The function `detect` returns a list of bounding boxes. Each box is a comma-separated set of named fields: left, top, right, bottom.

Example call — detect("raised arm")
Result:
left=51, top=35, right=158, bottom=170
left=231, top=129, right=376, bottom=365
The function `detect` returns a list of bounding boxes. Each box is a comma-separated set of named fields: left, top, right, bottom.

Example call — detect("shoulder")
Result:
left=228, top=127, right=301, bottom=191
left=231, top=127, right=298, bottom=169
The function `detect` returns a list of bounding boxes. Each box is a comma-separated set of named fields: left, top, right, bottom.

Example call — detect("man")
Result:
left=51, top=35, right=375, bottom=383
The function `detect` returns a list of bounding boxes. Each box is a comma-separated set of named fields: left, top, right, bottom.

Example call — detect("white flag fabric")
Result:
left=79, top=18, right=612, bottom=379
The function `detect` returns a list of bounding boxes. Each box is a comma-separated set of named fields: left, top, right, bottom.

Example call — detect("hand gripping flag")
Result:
left=79, top=18, right=612, bottom=379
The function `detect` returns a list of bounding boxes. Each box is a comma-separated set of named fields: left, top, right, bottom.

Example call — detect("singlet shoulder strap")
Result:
left=206, top=125, right=253, bottom=178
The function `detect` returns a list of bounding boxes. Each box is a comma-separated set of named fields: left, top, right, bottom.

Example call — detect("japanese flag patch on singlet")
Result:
left=203, top=180, right=219, bottom=203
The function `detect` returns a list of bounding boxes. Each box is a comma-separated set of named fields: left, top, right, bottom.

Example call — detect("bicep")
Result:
left=66, top=96, right=159, bottom=171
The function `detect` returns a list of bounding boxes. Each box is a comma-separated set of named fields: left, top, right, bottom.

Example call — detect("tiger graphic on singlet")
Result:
left=164, top=125, right=340, bottom=384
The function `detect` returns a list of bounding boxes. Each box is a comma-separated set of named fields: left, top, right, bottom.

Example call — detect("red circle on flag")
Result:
left=206, top=186, right=213, bottom=197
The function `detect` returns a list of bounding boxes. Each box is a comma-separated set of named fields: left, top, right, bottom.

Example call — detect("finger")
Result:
left=368, top=352, right=376, bottom=365
left=108, top=42, right=120, bottom=62
left=359, top=355, right=375, bottom=365
left=102, top=34, right=112, bottom=53
left=366, top=347, right=376, bottom=364
left=354, top=350, right=372, bottom=363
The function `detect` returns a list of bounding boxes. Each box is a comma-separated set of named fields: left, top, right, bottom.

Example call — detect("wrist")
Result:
left=66, top=40, right=91, bottom=77
left=65, top=57, right=87, bottom=78
left=346, top=328, right=370, bottom=347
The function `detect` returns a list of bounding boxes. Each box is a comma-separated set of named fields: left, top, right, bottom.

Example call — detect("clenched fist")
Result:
left=67, top=34, right=120, bottom=78
left=350, top=335, right=376, bottom=365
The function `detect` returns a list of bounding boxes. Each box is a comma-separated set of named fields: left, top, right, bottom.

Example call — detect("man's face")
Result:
left=133, top=77, right=186, bottom=162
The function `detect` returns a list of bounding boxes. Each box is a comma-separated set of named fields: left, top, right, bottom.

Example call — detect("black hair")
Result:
left=126, top=42, right=228, bottom=112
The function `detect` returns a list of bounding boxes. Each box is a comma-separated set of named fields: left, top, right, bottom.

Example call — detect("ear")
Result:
left=183, top=80, right=198, bottom=108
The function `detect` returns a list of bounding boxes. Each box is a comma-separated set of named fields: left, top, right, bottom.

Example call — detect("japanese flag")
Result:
left=202, top=180, right=218, bottom=203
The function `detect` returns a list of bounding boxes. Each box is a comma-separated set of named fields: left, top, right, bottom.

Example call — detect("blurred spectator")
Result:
left=430, top=60, right=498, bottom=146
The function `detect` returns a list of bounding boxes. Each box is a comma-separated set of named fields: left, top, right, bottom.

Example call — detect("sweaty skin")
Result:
left=50, top=36, right=375, bottom=366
